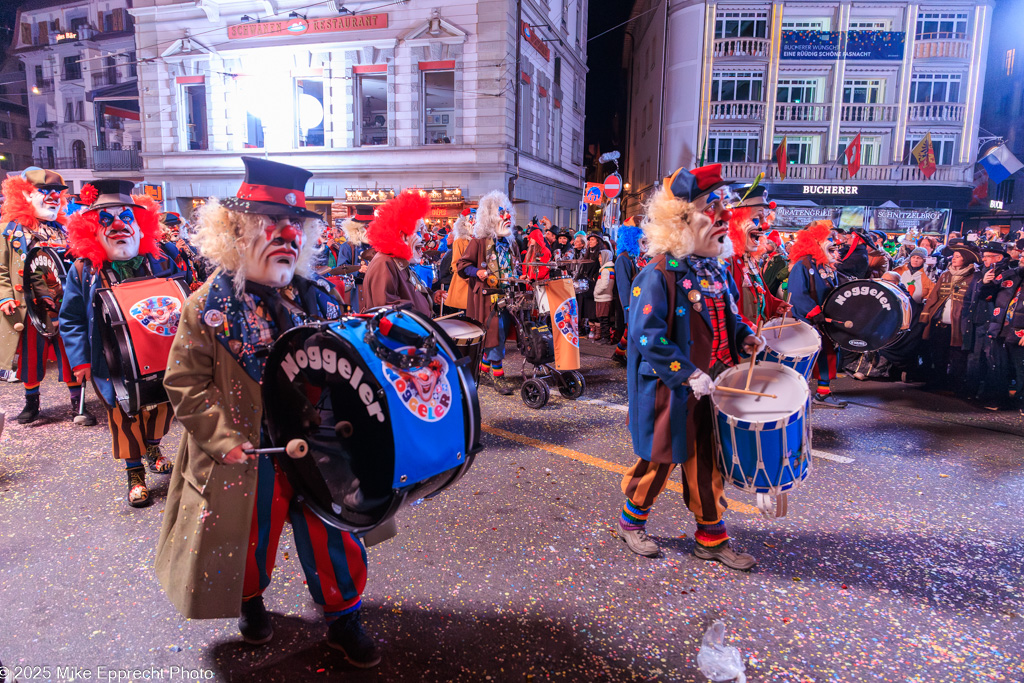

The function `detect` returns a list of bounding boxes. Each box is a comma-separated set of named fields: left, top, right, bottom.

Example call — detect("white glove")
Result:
left=743, top=334, right=766, bottom=356
left=688, top=369, right=715, bottom=400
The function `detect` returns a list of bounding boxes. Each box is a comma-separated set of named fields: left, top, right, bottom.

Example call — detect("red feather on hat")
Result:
left=366, top=191, right=431, bottom=260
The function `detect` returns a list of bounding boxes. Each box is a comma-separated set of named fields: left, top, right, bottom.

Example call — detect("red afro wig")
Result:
left=788, top=220, right=833, bottom=266
left=727, top=206, right=757, bottom=257
left=366, top=190, right=431, bottom=260
left=0, top=175, right=69, bottom=229
left=67, top=194, right=164, bottom=269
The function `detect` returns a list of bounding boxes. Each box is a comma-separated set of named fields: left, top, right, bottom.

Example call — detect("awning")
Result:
left=87, top=79, right=139, bottom=103
left=104, top=105, right=140, bottom=121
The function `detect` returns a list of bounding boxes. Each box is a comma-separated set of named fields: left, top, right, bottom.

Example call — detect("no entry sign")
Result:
left=603, top=173, right=622, bottom=199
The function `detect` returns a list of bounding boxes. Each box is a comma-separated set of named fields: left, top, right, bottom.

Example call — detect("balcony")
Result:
left=33, top=155, right=91, bottom=170
left=713, top=37, right=771, bottom=58
left=90, top=72, right=120, bottom=89
left=709, top=101, right=766, bottom=120
left=840, top=103, right=900, bottom=123
left=720, top=161, right=974, bottom=184
left=914, top=34, right=972, bottom=59
left=907, top=102, right=964, bottom=123
left=93, top=147, right=142, bottom=172
left=775, top=103, right=831, bottom=122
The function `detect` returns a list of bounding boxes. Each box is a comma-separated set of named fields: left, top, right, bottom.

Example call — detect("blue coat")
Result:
left=626, top=255, right=753, bottom=464
left=58, top=253, right=181, bottom=405
left=614, top=252, right=638, bottom=310
left=787, top=256, right=838, bottom=322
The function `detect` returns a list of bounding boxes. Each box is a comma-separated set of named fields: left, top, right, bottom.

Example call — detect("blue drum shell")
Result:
left=715, top=406, right=811, bottom=493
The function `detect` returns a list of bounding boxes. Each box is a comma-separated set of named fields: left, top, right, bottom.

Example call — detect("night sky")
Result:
left=584, top=0, right=633, bottom=159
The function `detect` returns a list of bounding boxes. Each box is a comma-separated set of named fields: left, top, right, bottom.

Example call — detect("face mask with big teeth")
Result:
left=692, top=200, right=734, bottom=259
left=97, top=206, right=142, bottom=261
left=245, top=216, right=305, bottom=288
left=25, top=188, right=62, bottom=223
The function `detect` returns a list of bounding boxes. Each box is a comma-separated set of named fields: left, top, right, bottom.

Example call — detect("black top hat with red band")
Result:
left=222, top=156, right=321, bottom=219
left=79, top=179, right=143, bottom=212
left=663, top=164, right=729, bottom=203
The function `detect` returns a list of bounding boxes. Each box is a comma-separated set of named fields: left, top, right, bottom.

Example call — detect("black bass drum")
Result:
left=821, top=279, right=912, bottom=352
left=24, top=246, right=70, bottom=338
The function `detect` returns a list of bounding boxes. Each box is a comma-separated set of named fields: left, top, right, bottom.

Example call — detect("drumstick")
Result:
left=764, top=321, right=804, bottom=331
left=777, top=291, right=791, bottom=338
left=744, top=319, right=763, bottom=391
left=716, top=385, right=777, bottom=399
left=244, top=439, right=308, bottom=459
left=825, top=317, right=854, bottom=329
left=434, top=311, right=464, bottom=321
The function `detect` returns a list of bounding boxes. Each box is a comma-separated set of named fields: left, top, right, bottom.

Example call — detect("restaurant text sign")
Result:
left=227, top=13, right=388, bottom=40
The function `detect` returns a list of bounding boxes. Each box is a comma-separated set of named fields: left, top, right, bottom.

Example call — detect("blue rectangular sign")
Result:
left=780, top=30, right=906, bottom=60
left=780, top=30, right=841, bottom=59
left=845, top=31, right=905, bottom=60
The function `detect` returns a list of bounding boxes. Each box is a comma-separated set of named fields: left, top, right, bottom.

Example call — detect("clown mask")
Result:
left=245, top=215, right=305, bottom=288
left=693, top=200, right=733, bottom=259
left=823, top=239, right=839, bottom=265
left=496, top=207, right=512, bottom=237
left=408, top=232, right=424, bottom=265
left=97, top=206, right=142, bottom=261
left=25, top=188, right=62, bottom=223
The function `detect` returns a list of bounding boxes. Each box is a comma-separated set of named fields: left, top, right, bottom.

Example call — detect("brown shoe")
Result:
left=145, top=444, right=173, bottom=473
left=693, top=541, right=756, bottom=571
left=126, top=466, right=151, bottom=508
left=618, top=525, right=660, bottom=557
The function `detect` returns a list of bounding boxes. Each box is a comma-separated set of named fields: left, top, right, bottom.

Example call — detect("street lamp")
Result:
left=624, top=183, right=631, bottom=191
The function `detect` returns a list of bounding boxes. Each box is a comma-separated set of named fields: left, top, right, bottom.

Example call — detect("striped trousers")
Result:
left=243, top=454, right=367, bottom=618
left=813, top=341, right=840, bottom=385
left=18, top=325, right=73, bottom=387
left=94, top=386, right=173, bottom=460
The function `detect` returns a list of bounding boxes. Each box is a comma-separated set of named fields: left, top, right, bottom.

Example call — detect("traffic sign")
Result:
left=584, top=183, right=604, bottom=205
left=578, top=201, right=587, bottom=225
left=603, top=173, right=622, bottom=199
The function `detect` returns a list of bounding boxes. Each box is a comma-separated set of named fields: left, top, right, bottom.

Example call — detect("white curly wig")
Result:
left=192, top=197, right=321, bottom=294
left=452, top=213, right=474, bottom=241
left=641, top=184, right=732, bottom=260
left=342, top=218, right=367, bottom=245
left=473, top=190, right=515, bottom=239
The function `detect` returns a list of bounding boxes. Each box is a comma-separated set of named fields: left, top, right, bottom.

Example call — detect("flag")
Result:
left=845, top=133, right=862, bottom=178
left=978, top=143, right=1024, bottom=185
left=970, top=166, right=989, bottom=206
left=775, top=136, right=788, bottom=180
left=911, top=134, right=936, bottom=179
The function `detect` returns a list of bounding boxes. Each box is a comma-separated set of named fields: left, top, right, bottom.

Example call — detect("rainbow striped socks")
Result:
left=695, top=521, right=729, bottom=548
left=620, top=500, right=650, bottom=530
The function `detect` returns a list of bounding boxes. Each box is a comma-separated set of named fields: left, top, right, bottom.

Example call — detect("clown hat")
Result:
left=222, top=156, right=320, bottom=219
left=663, top=164, right=728, bottom=203
left=79, top=179, right=143, bottom=212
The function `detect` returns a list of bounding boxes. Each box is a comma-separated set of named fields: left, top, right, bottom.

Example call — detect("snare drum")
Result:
left=711, top=363, right=812, bottom=517
left=758, top=318, right=821, bottom=380
left=24, top=246, right=70, bottom=339
left=261, top=308, right=482, bottom=535
left=436, top=317, right=485, bottom=385
left=95, top=276, right=190, bottom=415
left=822, top=279, right=913, bottom=352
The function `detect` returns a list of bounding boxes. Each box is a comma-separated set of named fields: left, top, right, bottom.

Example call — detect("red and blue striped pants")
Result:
left=18, top=325, right=73, bottom=387
left=243, top=454, right=367, bottom=618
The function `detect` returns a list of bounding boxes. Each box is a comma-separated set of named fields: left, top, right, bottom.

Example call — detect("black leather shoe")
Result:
left=71, top=395, right=97, bottom=426
left=16, top=394, right=40, bottom=424
left=327, top=610, right=381, bottom=668
left=238, top=596, right=273, bottom=645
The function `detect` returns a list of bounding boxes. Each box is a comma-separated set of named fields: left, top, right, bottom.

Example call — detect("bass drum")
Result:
left=821, top=279, right=912, bottom=352
left=262, top=307, right=483, bottom=535
left=24, top=246, right=70, bottom=339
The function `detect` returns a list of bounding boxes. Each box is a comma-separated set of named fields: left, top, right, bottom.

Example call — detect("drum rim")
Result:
left=710, top=362, right=810, bottom=428
left=822, top=278, right=913, bottom=351
left=761, top=317, right=821, bottom=359
left=24, top=245, right=68, bottom=339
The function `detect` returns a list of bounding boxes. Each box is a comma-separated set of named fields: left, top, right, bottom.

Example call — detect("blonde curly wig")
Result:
left=341, top=218, right=367, bottom=245
left=192, top=198, right=320, bottom=294
left=641, top=184, right=714, bottom=259
left=473, top=190, right=514, bottom=239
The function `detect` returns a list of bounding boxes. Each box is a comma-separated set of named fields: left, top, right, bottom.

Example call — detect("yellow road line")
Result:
left=481, top=424, right=760, bottom=516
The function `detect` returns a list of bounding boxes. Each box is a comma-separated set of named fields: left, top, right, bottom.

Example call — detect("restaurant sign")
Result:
left=227, top=13, right=388, bottom=40
left=774, top=205, right=950, bottom=234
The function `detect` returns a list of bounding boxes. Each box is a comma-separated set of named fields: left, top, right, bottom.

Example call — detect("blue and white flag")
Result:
left=979, top=144, right=1024, bottom=185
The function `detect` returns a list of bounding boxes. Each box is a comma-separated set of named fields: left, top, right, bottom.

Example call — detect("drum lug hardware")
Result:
left=456, top=452, right=462, bottom=461
left=335, top=421, right=354, bottom=438
left=399, top=475, right=408, bottom=483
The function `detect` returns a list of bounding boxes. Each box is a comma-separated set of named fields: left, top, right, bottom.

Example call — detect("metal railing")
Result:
left=840, top=103, right=900, bottom=123
left=719, top=161, right=974, bottom=184
left=713, top=37, right=771, bottom=58
left=93, top=147, right=141, bottom=171
left=32, top=155, right=92, bottom=170
left=907, top=102, right=965, bottom=123
left=914, top=37, right=971, bottom=59
left=709, top=101, right=766, bottom=120
left=90, top=72, right=120, bottom=89
left=775, top=103, right=831, bottom=122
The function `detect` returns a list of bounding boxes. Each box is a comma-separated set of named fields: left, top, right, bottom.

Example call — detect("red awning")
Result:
left=104, top=105, right=140, bottom=121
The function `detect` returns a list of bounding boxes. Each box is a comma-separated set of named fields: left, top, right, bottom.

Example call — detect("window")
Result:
left=128, top=51, right=137, bottom=78
left=777, top=78, right=820, bottom=103
left=910, top=74, right=961, bottom=103
left=639, top=103, right=647, bottom=137
left=358, top=74, right=388, bottom=146
left=773, top=135, right=820, bottom=164
left=75, top=101, right=83, bottom=121
left=521, top=78, right=533, bottom=152
left=182, top=83, right=208, bottom=151
left=781, top=18, right=831, bottom=30
left=65, top=101, right=74, bottom=122
left=63, top=55, right=81, bottom=81
left=837, top=135, right=882, bottom=166
left=712, top=71, right=763, bottom=101
left=0, top=121, right=10, bottom=138
left=1007, top=49, right=1015, bottom=76
left=848, top=19, right=890, bottom=29
left=843, top=79, right=884, bottom=104
left=295, top=78, right=325, bottom=147
left=715, top=11, right=768, bottom=39
left=71, top=140, right=86, bottom=168
left=553, top=105, right=562, bottom=165
left=904, top=134, right=955, bottom=165
left=916, top=12, right=967, bottom=39
left=554, top=56, right=561, bottom=86
left=423, top=70, right=455, bottom=144
left=104, top=56, right=118, bottom=85
left=707, top=134, right=759, bottom=163
left=647, top=97, right=653, bottom=129
left=995, top=178, right=1015, bottom=204
left=241, top=79, right=264, bottom=149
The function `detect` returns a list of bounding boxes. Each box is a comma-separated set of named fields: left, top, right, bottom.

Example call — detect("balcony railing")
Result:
left=93, top=147, right=142, bottom=171
left=907, top=102, right=965, bottom=123
left=840, top=103, right=900, bottom=123
left=90, top=72, right=120, bottom=89
left=33, top=155, right=92, bottom=170
left=709, top=101, right=766, bottom=120
left=720, top=162, right=973, bottom=184
left=775, top=103, right=831, bottom=122
left=914, top=36, right=972, bottom=59
left=713, top=37, right=771, bottom=58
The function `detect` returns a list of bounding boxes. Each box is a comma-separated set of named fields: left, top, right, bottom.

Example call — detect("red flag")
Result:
left=845, top=133, right=862, bottom=178
left=911, top=133, right=937, bottom=179
left=775, top=136, right=788, bottom=180
left=970, top=166, right=989, bottom=206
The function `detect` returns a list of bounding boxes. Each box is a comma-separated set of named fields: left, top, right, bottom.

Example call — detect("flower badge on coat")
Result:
left=676, top=306, right=686, bottom=316
left=670, top=361, right=681, bottom=372
left=682, top=279, right=692, bottom=289
left=632, top=286, right=641, bottom=298
left=639, top=335, right=648, bottom=346
left=642, top=304, right=653, bottom=315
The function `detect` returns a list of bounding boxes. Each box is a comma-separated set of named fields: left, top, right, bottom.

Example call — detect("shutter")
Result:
left=38, top=21, right=49, bottom=45
left=20, top=23, right=31, bottom=46
left=113, top=9, right=125, bottom=32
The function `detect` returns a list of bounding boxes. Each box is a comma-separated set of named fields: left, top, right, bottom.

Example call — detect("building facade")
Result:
left=0, top=54, right=32, bottom=175
left=623, top=0, right=994, bottom=234
left=12, top=0, right=143, bottom=190
left=130, top=0, right=587, bottom=226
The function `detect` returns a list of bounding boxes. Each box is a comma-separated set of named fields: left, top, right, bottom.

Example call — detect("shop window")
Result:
left=715, top=11, right=768, bottom=39
left=182, top=83, right=208, bottom=151
left=295, top=78, right=325, bottom=147
left=707, top=134, right=759, bottom=163
left=773, top=135, right=819, bottom=165
left=358, top=74, right=388, bottom=146
left=910, top=74, right=961, bottom=103
left=904, top=134, right=955, bottom=166
left=842, top=79, right=884, bottom=104
left=63, top=55, right=82, bottom=81
left=423, top=70, right=455, bottom=144
left=915, top=12, right=967, bottom=40
left=838, top=135, right=882, bottom=166
left=711, top=71, right=763, bottom=101
left=777, top=78, right=820, bottom=103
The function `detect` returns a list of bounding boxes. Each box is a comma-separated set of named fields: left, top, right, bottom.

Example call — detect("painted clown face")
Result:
left=408, top=231, right=424, bottom=265
left=245, top=215, right=305, bottom=288
left=823, top=239, right=839, bottom=265
left=97, top=205, right=142, bottom=261
left=693, top=199, right=733, bottom=259
left=496, top=207, right=512, bottom=237
left=25, top=188, right=62, bottom=222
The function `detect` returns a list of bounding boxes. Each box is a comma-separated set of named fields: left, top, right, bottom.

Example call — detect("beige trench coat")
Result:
left=0, top=222, right=31, bottom=368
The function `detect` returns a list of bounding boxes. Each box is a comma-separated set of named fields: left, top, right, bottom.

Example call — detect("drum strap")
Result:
left=800, top=256, right=819, bottom=305
left=653, top=255, right=677, bottom=339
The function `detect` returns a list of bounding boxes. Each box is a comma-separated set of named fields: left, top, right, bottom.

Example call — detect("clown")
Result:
left=456, top=190, right=521, bottom=395
left=616, top=163, right=764, bottom=569
left=787, top=220, right=846, bottom=407
left=725, top=185, right=790, bottom=326
left=442, top=207, right=475, bottom=311
left=363, top=190, right=433, bottom=316
left=59, top=179, right=182, bottom=506
left=161, top=211, right=204, bottom=290
left=610, top=221, right=648, bottom=365
left=336, top=217, right=372, bottom=312
left=155, top=157, right=379, bottom=668
left=0, top=168, right=91, bottom=425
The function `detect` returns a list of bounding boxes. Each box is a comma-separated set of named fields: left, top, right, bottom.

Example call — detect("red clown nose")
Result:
left=280, top=225, right=302, bottom=243
left=720, top=209, right=733, bottom=221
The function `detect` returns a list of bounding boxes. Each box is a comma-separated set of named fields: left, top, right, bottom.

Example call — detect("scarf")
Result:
left=244, top=281, right=303, bottom=335
left=686, top=255, right=730, bottom=297
left=110, top=255, right=146, bottom=281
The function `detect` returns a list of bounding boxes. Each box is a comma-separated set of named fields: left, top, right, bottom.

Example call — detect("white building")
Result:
left=623, top=0, right=994, bottom=232
left=12, top=0, right=143, bottom=190
left=130, top=0, right=588, bottom=226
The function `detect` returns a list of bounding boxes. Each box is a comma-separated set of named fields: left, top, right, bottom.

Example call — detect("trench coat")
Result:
left=456, top=236, right=521, bottom=347
left=444, top=238, right=471, bottom=310
left=362, top=252, right=432, bottom=316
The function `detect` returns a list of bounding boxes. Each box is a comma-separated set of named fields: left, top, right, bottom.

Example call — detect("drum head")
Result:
left=436, top=318, right=485, bottom=341
left=713, top=363, right=808, bottom=425
left=822, top=279, right=912, bottom=351
left=24, top=246, right=68, bottom=339
left=762, top=318, right=820, bottom=358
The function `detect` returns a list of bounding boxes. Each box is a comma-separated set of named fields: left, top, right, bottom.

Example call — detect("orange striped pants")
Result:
left=620, top=455, right=728, bottom=526
left=95, top=389, right=173, bottom=460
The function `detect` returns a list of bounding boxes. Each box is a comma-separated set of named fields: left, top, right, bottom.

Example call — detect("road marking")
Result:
left=812, top=450, right=855, bottom=464
left=482, top=424, right=760, bottom=516
left=577, top=398, right=630, bottom=412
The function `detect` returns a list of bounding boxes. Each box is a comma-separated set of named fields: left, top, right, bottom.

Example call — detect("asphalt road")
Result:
left=0, top=341, right=1022, bottom=682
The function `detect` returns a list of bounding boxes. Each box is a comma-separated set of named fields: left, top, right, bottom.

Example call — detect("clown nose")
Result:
left=720, top=209, right=733, bottom=221
left=280, top=225, right=302, bottom=243
left=769, top=201, right=777, bottom=210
